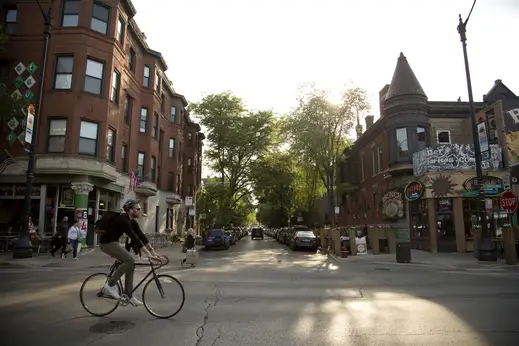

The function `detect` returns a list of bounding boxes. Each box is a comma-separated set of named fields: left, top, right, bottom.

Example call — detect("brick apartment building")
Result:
left=0, top=0, right=203, bottom=244
left=338, top=52, right=514, bottom=254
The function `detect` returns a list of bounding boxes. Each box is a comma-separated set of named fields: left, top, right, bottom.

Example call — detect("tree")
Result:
left=286, top=86, right=370, bottom=227
left=190, top=92, right=274, bottom=214
left=250, top=151, right=296, bottom=227
left=291, top=159, right=326, bottom=227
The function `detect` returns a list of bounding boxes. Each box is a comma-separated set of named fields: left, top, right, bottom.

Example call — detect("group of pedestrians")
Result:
left=49, top=216, right=86, bottom=260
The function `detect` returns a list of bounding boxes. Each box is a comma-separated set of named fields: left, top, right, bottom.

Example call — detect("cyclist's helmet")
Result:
left=122, top=199, right=139, bottom=212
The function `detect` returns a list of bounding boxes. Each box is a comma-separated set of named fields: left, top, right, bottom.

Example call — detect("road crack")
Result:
left=195, top=285, right=224, bottom=346
left=358, top=287, right=364, bottom=298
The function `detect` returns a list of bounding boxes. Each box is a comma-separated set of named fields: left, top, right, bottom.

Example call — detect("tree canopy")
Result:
left=190, top=85, right=369, bottom=229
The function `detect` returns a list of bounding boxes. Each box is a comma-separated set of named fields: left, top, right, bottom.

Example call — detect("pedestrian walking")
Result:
left=181, top=228, right=197, bottom=267
left=50, top=216, right=71, bottom=258
left=67, top=220, right=83, bottom=260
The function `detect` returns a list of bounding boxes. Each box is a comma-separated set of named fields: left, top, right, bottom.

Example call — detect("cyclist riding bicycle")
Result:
left=98, top=199, right=159, bottom=306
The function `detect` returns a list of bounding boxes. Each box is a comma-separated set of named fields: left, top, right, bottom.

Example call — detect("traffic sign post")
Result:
left=500, top=191, right=518, bottom=214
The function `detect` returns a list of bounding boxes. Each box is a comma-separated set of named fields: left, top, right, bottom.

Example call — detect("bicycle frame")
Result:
left=106, top=259, right=164, bottom=298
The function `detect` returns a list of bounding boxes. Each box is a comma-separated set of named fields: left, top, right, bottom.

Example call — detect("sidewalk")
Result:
left=0, top=243, right=186, bottom=269
left=326, top=248, right=519, bottom=272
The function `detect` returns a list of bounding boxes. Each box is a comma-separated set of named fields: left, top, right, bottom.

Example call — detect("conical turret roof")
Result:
left=385, top=53, right=426, bottom=100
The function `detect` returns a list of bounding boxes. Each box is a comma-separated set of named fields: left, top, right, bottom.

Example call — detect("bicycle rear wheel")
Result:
left=80, top=273, right=122, bottom=317
left=142, top=274, right=185, bottom=319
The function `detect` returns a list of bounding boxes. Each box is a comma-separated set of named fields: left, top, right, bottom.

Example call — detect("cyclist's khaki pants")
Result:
left=99, top=242, right=135, bottom=295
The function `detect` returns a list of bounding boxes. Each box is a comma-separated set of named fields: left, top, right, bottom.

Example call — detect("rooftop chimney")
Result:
left=365, top=115, right=374, bottom=129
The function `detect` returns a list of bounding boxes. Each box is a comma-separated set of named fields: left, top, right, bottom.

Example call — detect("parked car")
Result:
left=204, top=229, right=230, bottom=250
left=251, top=227, right=264, bottom=240
left=225, top=230, right=237, bottom=245
left=289, top=230, right=318, bottom=251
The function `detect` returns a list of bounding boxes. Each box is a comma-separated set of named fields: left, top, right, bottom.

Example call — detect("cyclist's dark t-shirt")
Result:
left=99, top=213, right=144, bottom=248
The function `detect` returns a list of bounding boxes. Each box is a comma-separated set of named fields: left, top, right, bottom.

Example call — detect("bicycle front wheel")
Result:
left=142, top=274, right=185, bottom=319
left=80, top=273, right=122, bottom=317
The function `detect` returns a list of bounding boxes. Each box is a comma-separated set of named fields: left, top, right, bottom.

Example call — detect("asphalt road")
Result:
left=1, top=236, right=518, bottom=346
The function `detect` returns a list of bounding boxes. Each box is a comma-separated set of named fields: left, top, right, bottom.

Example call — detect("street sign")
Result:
left=500, top=191, right=518, bottom=214
left=503, top=174, right=511, bottom=190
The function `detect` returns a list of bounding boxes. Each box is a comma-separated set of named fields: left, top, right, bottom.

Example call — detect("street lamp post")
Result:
left=457, top=0, right=496, bottom=262
left=13, top=6, right=52, bottom=259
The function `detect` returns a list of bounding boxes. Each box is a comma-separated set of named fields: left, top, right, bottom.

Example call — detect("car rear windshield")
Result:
left=252, top=228, right=262, bottom=231
left=297, top=231, right=315, bottom=237
left=208, top=230, right=223, bottom=236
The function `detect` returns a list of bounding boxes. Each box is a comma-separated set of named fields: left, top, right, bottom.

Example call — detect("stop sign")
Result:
left=500, top=191, right=518, bottom=213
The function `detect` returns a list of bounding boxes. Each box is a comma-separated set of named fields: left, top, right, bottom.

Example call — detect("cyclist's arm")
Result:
left=131, top=220, right=150, bottom=246
left=113, top=215, right=144, bottom=249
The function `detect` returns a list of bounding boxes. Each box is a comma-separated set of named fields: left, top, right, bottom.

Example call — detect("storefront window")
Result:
left=463, top=198, right=509, bottom=238
left=410, top=199, right=428, bottom=238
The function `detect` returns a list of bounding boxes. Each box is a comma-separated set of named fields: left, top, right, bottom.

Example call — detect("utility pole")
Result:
left=457, top=0, right=496, bottom=261
left=13, top=6, right=52, bottom=258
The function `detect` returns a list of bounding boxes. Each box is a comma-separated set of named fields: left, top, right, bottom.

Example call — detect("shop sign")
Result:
left=404, top=181, right=424, bottom=201
left=412, top=144, right=502, bottom=176
left=356, top=236, right=368, bottom=255
left=462, top=175, right=504, bottom=197
left=381, top=190, right=404, bottom=219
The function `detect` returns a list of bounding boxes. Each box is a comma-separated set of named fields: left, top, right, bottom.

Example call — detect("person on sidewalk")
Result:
left=181, top=228, right=196, bottom=266
left=67, top=220, right=83, bottom=260
left=50, top=216, right=71, bottom=258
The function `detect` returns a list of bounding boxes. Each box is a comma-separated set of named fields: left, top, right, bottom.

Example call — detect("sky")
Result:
left=131, top=0, right=519, bottom=176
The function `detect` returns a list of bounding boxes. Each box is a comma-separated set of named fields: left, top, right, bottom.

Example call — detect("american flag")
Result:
left=129, top=171, right=141, bottom=192
left=0, top=150, right=15, bottom=176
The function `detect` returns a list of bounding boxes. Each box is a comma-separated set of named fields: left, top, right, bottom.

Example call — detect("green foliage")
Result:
left=285, top=86, right=370, bottom=226
left=190, top=92, right=274, bottom=222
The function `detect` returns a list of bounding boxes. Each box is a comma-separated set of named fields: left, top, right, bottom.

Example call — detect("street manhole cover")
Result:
left=89, top=321, right=135, bottom=334
left=374, top=268, right=391, bottom=271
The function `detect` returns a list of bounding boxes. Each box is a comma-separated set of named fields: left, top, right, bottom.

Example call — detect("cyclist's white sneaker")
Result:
left=129, top=296, right=143, bottom=306
left=103, top=283, right=120, bottom=299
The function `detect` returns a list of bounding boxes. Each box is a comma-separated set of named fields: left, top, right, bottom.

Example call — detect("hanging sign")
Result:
left=404, top=181, right=424, bottom=201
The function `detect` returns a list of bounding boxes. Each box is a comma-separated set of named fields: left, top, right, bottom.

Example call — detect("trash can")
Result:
left=394, top=228, right=411, bottom=263
left=396, top=242, right=411, bottom=263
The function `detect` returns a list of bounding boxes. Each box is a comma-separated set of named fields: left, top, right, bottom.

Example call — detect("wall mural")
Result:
left=413, top=144, right=502, bottom=176
left=427, top=174, right=457, bottom=198
left=381, top=189, right=404, bottom=219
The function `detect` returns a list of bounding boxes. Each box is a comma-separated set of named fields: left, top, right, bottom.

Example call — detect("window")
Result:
left=371, top=149, right=377, bottom=176
left=150, top=156, right=156, bottom=182
left=137, top=152, right=145, bottom=178
left=187, top=157, right=192, bottom=167
left=116, top=16, right=124, bottom=44
left=121, top=143, right=128, bottom=173
left=437, top=130, right=451, bottom=144
left=84, top=59, right=104, bottom=95
left=5, top=8, right=17, bottom=34
left=188, top=184, right=193, bottom=196
left=123, top=95, right=132, bottom=125
left=169, top=138, right=175, bottom=158
left=79, top=120, right=98, bottom=156
left=106, top=128, right=115, bottom=162
left=128, top=48, right=136, bottom=72
left=143, top=65, right=150, bottom=87
left=176, top=174, right=180, bottom=194
left=48, top=119, right=67, bottom=152
left=91, top=2, right=110, bottom=34
left=61, top=0, right=80, bottom=27
left=110, top=69, right=120, bottom=103
left=377, top=146, right=382, bottom=173
left=140, top=108, right=148, bottom=133
left=155, top=69, right=160, bottom=90
left=167, top=172, right=174, bottom=191
left=152, top=113, right=158, bottom=138
left=54, top=56, right=73, bottom=89
left=361, top=156, right=365, bottom=180
left=396, top=127, right=409, bottom=157
left=170, top=106, right=177, bottom=123
left=188, top=132, right=192, bottom=142
left=417, top=126, right=426, bottom=150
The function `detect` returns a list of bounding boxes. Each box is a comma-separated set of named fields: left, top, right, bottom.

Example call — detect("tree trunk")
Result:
left=327, top=184, right=335, bottom=228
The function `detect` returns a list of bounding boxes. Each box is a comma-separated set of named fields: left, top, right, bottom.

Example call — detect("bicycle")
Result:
left=79, top=255, right=186, bottom=319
